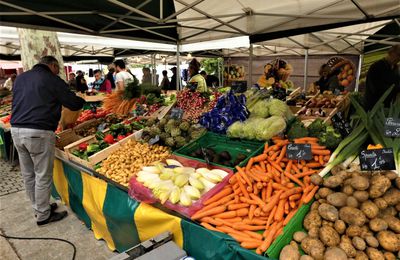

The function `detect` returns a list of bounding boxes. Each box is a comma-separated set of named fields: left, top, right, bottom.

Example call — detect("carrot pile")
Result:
left=191, top=137, right=330, bottom=255
left=103, top=90, right=137, bottom=115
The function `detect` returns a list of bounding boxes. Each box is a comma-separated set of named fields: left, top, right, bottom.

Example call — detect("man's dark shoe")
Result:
left=37, top=210, right=68, bottom=226
left=35, top=203, right=58, bottom=217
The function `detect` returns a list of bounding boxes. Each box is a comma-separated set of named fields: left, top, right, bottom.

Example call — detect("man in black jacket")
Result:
left=11, top=56, right=85, bottom=226
left=364, top=45, right=400, bottom=111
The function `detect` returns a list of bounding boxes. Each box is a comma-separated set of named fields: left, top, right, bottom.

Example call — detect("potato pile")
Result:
left=280, top=166, right=400, bottom=260
left=97, top=139, right=170, bottom=187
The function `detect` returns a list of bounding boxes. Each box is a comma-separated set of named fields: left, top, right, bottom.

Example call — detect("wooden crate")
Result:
left=298, top=107, right=338, bottom=125
left=64, top=129, right=143, bottom=169
left=84, top=94, right=105, bottom=103
left=55, top=129, right=82, bottom=161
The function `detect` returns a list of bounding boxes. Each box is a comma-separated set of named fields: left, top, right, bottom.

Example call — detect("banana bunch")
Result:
left=136, top=159, right=229, bottom=206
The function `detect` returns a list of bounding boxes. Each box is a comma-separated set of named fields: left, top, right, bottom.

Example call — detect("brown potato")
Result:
left=310, top=174, right=323, bottom=186
left=346, top=196, right=359, bottom=208
left=304, top=210, right=322, bottom=231
left=319, top=225, right=340, bottom=247
left=382, top=215, right=400, bottom=233
left=335, top=170, right=351, bottom=180
left=395, top=177, right=400, bottom=189
left=369, top=175, right=391, bottom=198
left=301, top=237, right=325, bottom=259
left=369, top=218, right=388, bottom=232
left=350, top=176, right=370, bottom=191
left=339, top=235, right=357, bottom=258
left=383, top=252, right=396, bottom=260
left=331, top=165, right=344, bottom=175
left=352, top=236, right=366, bottom=251
left=365, top=236, right=379, bottom=248
left=334, top=220, right=346, bottom=235
left=293, top=231, right=308, bottom=243
left=339, top=207, right=367, bottom=226
left=360, top=200, right=379, bottom=219
left=379, top=206, right=397, bottom=217
left=318, top=199, right=327, bottom=204
left=318, top=203, right=339, bottom=222
left=355, top=251, right=369, bottom=260
left=299, top=255, right=313, bottom=260
left=342, top=185, right=354, bottom=196
left=377, top=230, right=400, bottom=252
left=374, top=197, right=388, bottom=210
left=318, top=187, right=334, bottom=198
left=366, top=247, right=385, bottom=260
left=353, top=191, right=369, bottom=203
left=311, top=201, right=320, bottom=211
left=327, top=192, right=348, bottom=207
left=289, top=240, right=299, bottom=250
left=324, top=175, right=343, bottom=188
left=346, top=225, right=362, bottom=237
left=384, top=171, right=398, bottom=180
left=279, top=244, right=300, bottom=260
left=308, top=227, right=319, bottom=239
left=323, top=247, right=347, bottom=260
left=382, top=188, right=400, bottom=206
left=395, top=202, right=400, bottom=212
left=322, top=220, right=334, bottom=227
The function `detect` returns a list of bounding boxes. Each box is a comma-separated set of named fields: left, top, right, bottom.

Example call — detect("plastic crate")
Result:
left=266, top=200, right=313, bottom=259
left=173, top=132, right=264, bottom=171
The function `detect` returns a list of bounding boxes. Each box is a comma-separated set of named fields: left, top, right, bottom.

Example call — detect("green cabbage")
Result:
left=251, top=100, right=270, bottom=118
left=266, top=99, right=290, bottom=119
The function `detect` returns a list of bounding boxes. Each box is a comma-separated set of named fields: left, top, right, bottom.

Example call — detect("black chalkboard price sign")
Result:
left=286, top=144, right=312, bottom=160
left=170, top=108, right=184, bottom=120
left=384, top=117, right=400, bottom=137
left=359, top=148, right=395, bottom=171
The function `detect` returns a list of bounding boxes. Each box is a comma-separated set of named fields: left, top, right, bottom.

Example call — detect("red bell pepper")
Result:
left=104, top=134, right=115, bottom=144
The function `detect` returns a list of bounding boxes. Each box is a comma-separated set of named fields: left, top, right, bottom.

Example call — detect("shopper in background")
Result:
left=114, top=59, right=133, bottom=91
left=11, top=56, right=85, bottom=226
left=92, top=69, right=112, bottom=94
left=170, top=67, right=178, bottom=90
left=3, top=73, right=16, bottom=91
left=159, top=70, right=170, bottom=93
left=75, top=70, right=88, bottom=93
left=142, top=67, right=152, bottom=84
left=67, top=72, right=76, bottom=90
left=364, top=44, right=400, bottom=111
left=106, top=67, right=116, bottom=90
left=188, top=58, right=207, bottom=93
left=200, top=70, right=219, bottom=87
left=314, top=64, right=341, bottom=94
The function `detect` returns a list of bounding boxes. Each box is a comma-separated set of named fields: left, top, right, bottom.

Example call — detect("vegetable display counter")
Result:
left=52, top=156, right=267, bottom=259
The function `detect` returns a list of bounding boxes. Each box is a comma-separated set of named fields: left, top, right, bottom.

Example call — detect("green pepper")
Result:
left=86, top=143, right=100, bottom=153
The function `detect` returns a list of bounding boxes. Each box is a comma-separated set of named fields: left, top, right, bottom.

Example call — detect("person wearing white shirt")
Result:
left=113, top=59, right=134, bottom=91
left=3, top=74, right=16, bottom=91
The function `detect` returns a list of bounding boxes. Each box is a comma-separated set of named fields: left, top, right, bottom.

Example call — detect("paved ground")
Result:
left=0, top=160, right=24, bottom=196
left=0, top=159, right=118, bottom=260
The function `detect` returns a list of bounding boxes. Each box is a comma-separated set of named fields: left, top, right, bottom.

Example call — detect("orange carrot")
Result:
left=303, top=175, right=311, bottom=185
left=239, top=197, right=259, bottom=205
left=303, top=185, right=319, bottom=203
left=223, top=217, right=243, bottom=223
left=227, top=203, right=249, bottom=211
left=263, top=143, right=269, bottom=154
left=269, top=159, right=284, bottom=172
left=243, top=230, right=263, bottom=240
left=295, top=170, right=317, bottom=178
left=228, top=175, right=237, bottom=184
left=204, top=187, right=233, bottom=205
left=212, top=211, right=237, bottom=219
left=305, top=162, right=322, bottom=168
left=260, top=161, right=266, bottom=171
left=229, top=233, right=261, bottom=243
left=274, top=199, right=286, bottom=221
left=200, top=217, right=223, bottom=226
left=319, top=155, right=324, bottom=165
left=283, top=208, right=298, bottom=225
left=201, top=194, right=235, bottom=211
left=253, top=154, right=268, bottom=163
left=216, top=225, right=242, bottom=235
left=289, top=193, right=302, bottom=201
left=291, top=163, right=301, bottom=175
left=261, top=187, right=266, bottom=201
left=254, top=207, right=261, bottom=217
left=263, top=190, right=283, bottom=212
left=270, top=151, right=280, bottom=161
left=265, top=206, right=277, bottom=230
left=233, top=223, right=266, bottom=231
left=243, top=218, right=267, bottom=225
left=314, top=155, right=319, bottom=162
left=236, top=208, right=249, bottom=217
left=323, top=155, right=330, bottom=161
left=275, top=145, right=287, bottom=164
left=272, top=182, right=289, bottom=191
left=312, top=149, right=331, bottom=155
left=200, top=222, right=219, bottom=231
left=274, top=227, right=284, bottom=240
left=289, top=200, right=297, bottom=209
left=284, top=201, right=290, bottom=215
left=249, top=204, right=256, bottom=220
left=239, top=170, right=253, bottom=189
left=294, top=137, right=319, bottom=142
left=249, top=193, right=267, bottom=208
left=285, top=182, right=295, bottom=188
left=283, top=171, right=305, bottom=188
left=281, top=187, right=303, bottom=199
left=259, top=222, right=281, bottom=252
left=266, top=182, right=273, bottom=200
left=246, top=158, right=254, bottom=172
left=253, top=183, right=259, bottom=195
left=241, top=241, right=262, bottom=249
left=192, top=205, right=226, bottom=220
left=236, top=174, right=250, bottom=199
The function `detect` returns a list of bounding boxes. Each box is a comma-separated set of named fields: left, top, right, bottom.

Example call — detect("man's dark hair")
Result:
left=39, top=56, right=59, bottom=65
left=108, top=68, right=115, bottom=73
left=114, top=59, right=126, bottom=69
left=200, top=70, right=207, bottom=76
left=93, top=69, right=102, bottom=75
left=162, top=70, right=168, bottom=76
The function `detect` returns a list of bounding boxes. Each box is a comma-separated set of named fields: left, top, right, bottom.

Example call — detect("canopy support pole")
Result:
left=355, top=54, right=363, bottom=92
left=303, top=48, right=309, bottom=92
left=248, top=44, right=253, bottom=87
left=176, top=43, right=181, bottom=90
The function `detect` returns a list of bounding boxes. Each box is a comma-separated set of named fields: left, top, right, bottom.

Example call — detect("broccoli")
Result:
left=165, top=137, right=175, bottom=147
left=319, top=126, right=342, bottom=150
left=179, top=121, right=190, bottom=132
left=287, top=121, right=308, bottom=140
left=307, top=118, right=326, bottom=138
